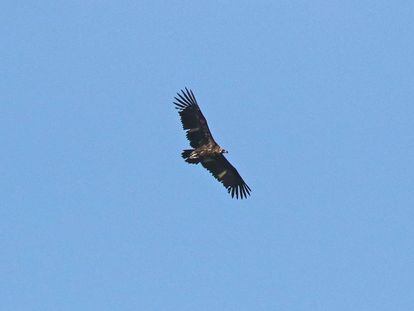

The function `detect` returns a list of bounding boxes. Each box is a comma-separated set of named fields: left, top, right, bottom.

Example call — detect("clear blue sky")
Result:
left=1, top=1, right=413, bottom=310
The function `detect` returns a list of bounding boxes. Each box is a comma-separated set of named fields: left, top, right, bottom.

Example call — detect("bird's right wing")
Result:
left=174, top=88, right=215, bottom=148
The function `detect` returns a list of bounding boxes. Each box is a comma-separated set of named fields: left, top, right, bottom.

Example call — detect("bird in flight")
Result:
left=174, top=88, right=251, bottom=199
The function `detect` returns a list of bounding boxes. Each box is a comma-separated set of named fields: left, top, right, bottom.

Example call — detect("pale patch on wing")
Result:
left=188, top=127, right=200, bottom=132
left=218, top=170, right=227, bottom=179
left=203, top=158, right=214, bottom=163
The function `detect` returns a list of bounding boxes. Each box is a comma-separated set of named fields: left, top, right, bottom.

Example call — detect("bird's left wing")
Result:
left=201, top=154, right=251, bottom=199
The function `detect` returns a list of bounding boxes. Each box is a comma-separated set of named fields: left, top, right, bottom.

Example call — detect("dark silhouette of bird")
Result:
left=174, top=88, right=251, bottom=199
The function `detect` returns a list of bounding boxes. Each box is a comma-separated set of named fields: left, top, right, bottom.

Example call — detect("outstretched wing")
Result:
left=201, top=155, right=251, bottom=199
left=174, top=88, right=215, bottom=148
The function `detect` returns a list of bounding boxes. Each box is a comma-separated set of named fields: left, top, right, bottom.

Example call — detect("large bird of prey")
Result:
left=174, top=88, right=251, bottom=199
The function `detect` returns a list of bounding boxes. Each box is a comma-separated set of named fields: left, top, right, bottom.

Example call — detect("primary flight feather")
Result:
left=174, top=88, right=251, bottom=199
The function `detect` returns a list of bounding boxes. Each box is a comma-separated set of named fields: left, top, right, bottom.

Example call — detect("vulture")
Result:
left=174, top=88, right=251, bottom=199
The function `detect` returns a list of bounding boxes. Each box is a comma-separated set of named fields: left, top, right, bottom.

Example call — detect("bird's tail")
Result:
left=181, top=149, right=199, bottom=164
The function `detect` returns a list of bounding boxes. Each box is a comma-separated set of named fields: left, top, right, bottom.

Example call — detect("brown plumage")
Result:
left=174, top=88, right=251, bottom=199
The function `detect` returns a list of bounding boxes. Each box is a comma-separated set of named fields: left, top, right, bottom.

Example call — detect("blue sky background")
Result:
left=1, top=1, right=413, bottom=310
